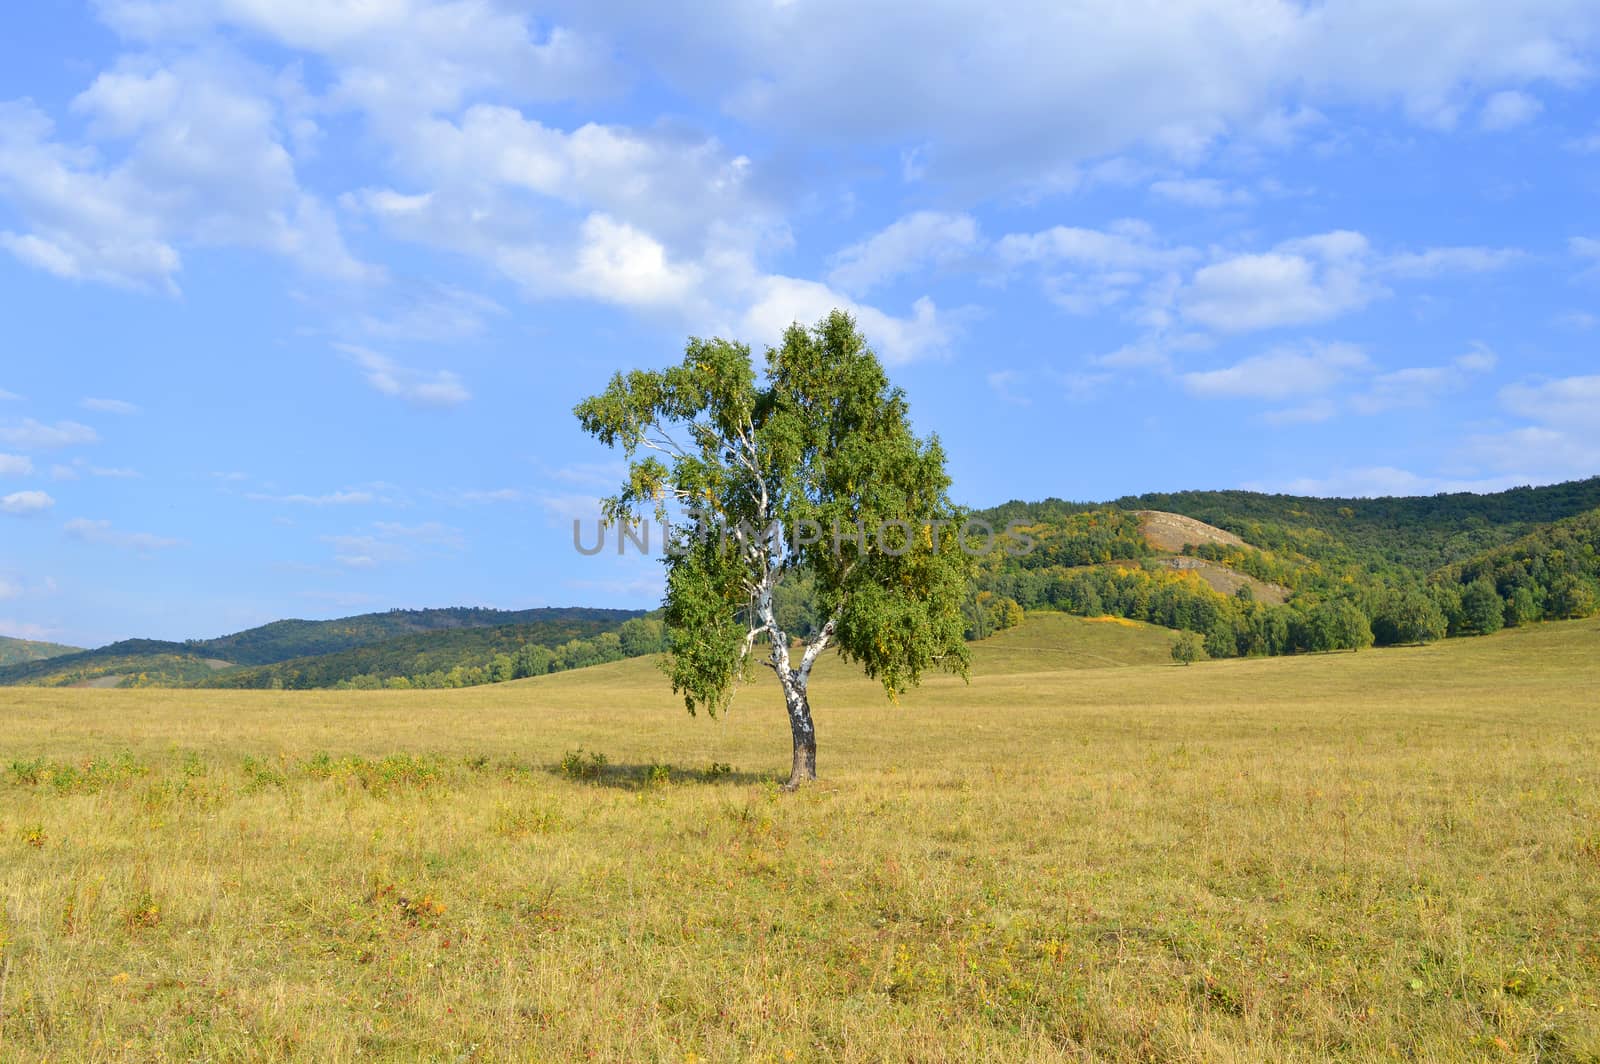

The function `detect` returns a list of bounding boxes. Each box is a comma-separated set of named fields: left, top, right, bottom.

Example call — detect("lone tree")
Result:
left=575, top=311, right=972, bottom=790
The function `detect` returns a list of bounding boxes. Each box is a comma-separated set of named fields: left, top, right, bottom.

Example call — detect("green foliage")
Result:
left=197, top=611, right=645, bottom=690
left=558, top=748, right=608, bottom=779
left=189, top=606, right=617, bottom=665
left=1457, top=578, right=1507, bottom=636
left=968, top=485, right=1600, bottom=663
left=0, top=608, right=653, bottom=690
left=0, top=635, right=82, bottom=667
left=1170, top=630, right=1202, bottom=665
left=1116, top=477, right=1600, bottom=573
left=1371, top=588, right=1448, bottom=645
left=1432, top=505, right=1600, bottom=625
left=576, top=310, right=972, bottom=718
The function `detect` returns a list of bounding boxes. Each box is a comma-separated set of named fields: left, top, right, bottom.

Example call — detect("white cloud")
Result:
left=0, top=389, right=20, bottom=401
left=81, top=397, right=140, bottom=415
left=0, top=53, right=374, bottom=292
left=1379, top=246, right=1522, bottom=278
left=827, top=211, right=979, bottom=295
left=336, top=344, right=471, bottom=408
left=447, top=488, right=527, bottom=504
left=1501, top=374, right=1600, bottom=432
left=0, top=419, right=100, bottom=450
left=1149, top=178, right=1252, bottom=208
left=1182, top=341, right=1368, bottom=399
left=1479, top=90, right=1543, bottom=131
left=0, top=619, right=59, bottom=641
left=245, top=489, right=385, bottom=506
left=1183, top=231, right=1377, bottom=332
left=357, top=284, right=505, bottom=343
left=1456, top=374, right=1600, bottom=485
left=95, top=0, right=619, bottom=124
left=64, top=517, right=182, bottom=550
left=0, top=454, right=33, bottom=475
left=0, top=577, right=19, bottom=601
left=1, top=491, right=55, bottom=515
left=998, top=220, right=1196, bottom=316
left=997, top=220, right=1192, bottom=271
left=1348, top=347, right=1497, bottom=414
left=563, top=1, right=1598, bottom=183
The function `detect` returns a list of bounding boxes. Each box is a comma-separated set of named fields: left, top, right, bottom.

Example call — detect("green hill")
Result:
left=0, top=639, right=223, bottom=687
left=200, top=613, right=663, bottom=690
left=187, top=606, right=642, bottom=665
left=969, top=476, right=1600, bottom=660
left=0, top=635, right=82, bottom=667
left=0, top=609, right=653, bottom=690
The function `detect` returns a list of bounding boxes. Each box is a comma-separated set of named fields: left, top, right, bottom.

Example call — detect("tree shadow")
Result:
left=543, top=760, right=771, bottom=791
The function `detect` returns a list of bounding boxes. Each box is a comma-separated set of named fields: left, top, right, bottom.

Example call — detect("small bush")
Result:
left=558, top=749, right=608, bottom=780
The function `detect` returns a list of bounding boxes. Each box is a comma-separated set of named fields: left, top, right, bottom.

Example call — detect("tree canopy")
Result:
left=575, top=310, right=972, bottom=789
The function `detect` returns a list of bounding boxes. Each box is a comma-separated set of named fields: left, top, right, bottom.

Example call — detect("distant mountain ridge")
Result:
left=0, top=607, right=649, bottom=688
left=187, top=606, right=638, bottom=666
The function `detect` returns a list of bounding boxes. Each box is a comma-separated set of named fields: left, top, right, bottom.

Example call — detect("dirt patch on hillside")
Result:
left=1134, top=510, right=1246, bottom=553
left=1158, top=557, right=1290, bottom=605
left=70, top=675, right=126, bottom=689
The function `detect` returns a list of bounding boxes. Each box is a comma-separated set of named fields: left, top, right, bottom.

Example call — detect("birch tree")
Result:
left=574, top=311, right=972, bottom=790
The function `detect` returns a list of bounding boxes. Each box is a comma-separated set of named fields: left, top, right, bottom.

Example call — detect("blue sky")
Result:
left=1, top=1, right=1598, bottom=647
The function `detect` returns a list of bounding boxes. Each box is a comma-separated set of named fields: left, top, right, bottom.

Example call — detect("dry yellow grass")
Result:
left=1, top=615, right=1598, bottom=1061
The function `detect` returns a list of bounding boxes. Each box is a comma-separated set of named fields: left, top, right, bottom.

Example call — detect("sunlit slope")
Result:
left=4, top=613, right=1594, bottom=764
left=1, top=617, right=1597, bottom=1060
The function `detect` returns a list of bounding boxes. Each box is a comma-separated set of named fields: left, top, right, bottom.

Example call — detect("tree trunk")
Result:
left=781, top=679, right=817, bottom=792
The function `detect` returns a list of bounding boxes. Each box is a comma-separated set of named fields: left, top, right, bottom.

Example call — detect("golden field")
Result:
left=1, top=613, right=1598, bottom=1062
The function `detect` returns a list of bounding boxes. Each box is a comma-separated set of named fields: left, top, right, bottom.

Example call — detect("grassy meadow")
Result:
left=1, top=613, right=1598, bottom=1061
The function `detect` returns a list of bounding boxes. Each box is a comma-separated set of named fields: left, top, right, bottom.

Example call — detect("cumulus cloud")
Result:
left=1181, top=341, right=1369, bottom=399
left=558, top=0, right=1597, bottom=181
left=827, top=211, right=979, bottom=295
left=64, top=517, right=182, bottom=550
left=997, top=220, right=1196, bottom=316
left=1, top=490, right=55, bottom=515
left=1182, top=231, right=1377, bottom=332
left=0, top=53, right=374, bottom=291
left=94, top=0, right=620, bottom=123
left=0, top=454, right=33, bottom=475
left=1501, top=374, right=1600, bottom=432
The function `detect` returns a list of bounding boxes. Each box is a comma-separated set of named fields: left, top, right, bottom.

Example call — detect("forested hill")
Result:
left=965, top=476, right=1600, bottom=659
left=189, top=606, right=642, bottom=665
left=0, top=635, right=83, bottom=667
left=1111, top=476, right=1600, bottom=571
left=0, top=607, right=653, bottom=689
